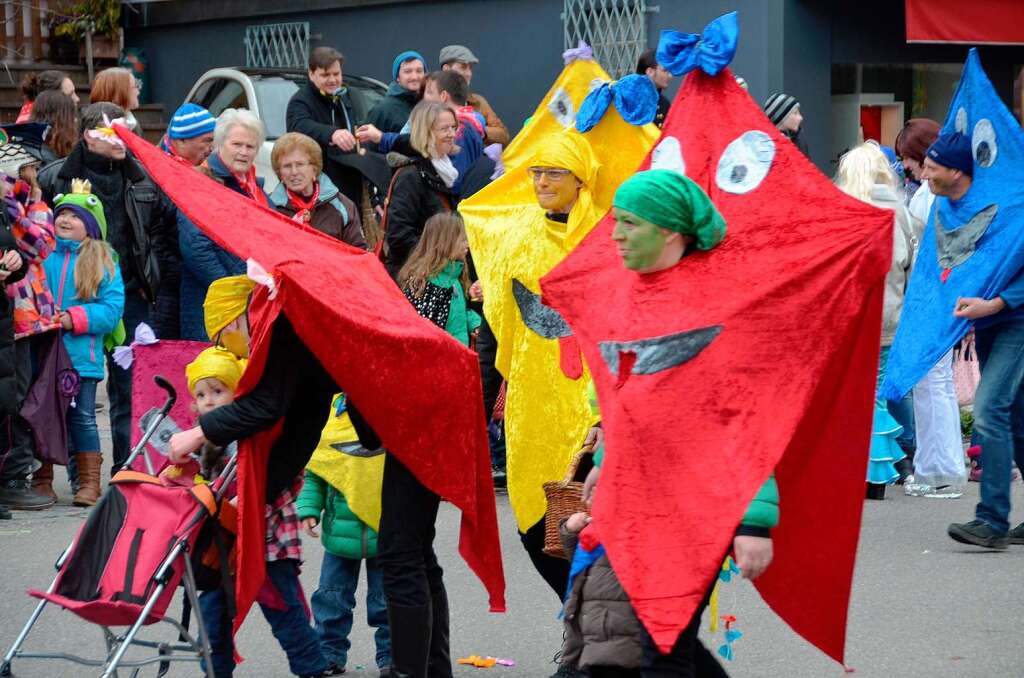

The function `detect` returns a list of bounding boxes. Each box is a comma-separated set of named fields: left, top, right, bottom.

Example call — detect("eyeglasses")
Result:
left=528, top=167, right=573, bottom=181
left=279, top=160, right=312, bottom=173
left=432, top=123, right=459, bottom=135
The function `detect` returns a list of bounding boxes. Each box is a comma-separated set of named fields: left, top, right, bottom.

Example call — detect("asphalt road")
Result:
left=1, top=410, right=1022, bottom=677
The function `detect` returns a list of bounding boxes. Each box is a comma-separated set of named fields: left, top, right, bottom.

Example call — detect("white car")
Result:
left=183, top=67, right=387, bottom=192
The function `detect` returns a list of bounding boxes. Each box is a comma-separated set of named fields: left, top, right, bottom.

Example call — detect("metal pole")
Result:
left=85, top=28, right=94, bottom=83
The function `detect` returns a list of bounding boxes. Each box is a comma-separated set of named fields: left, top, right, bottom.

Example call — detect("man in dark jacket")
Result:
left=368, top=51, right=426, bottom=134
left=38, top=101, right=180, bottom=472
left=285, top=47, right=369, bottom=208
left=636, top=49, right=672, bottom=129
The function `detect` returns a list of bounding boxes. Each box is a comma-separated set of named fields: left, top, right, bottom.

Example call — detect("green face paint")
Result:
left=611, top=207, right=668, bottom=271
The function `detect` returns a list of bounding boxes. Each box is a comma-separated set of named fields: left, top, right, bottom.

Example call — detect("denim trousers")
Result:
left=199, top=559, right=327, bottom=678
left=105, top=290, right=151, bottom=472
left=311, top=552, right=391, bottom=668
left=973, top=318, right=1024, bottom=534
left=68, top=378, right=100, bottom=453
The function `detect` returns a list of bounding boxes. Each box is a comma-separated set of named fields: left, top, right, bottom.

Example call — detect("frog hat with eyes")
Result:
left=54, top=178, right=108, bottom=240
left=542, top=11, right=893, bottom=666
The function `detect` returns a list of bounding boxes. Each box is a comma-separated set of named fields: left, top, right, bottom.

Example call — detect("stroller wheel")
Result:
left=0, top=660, right=11, bottom=676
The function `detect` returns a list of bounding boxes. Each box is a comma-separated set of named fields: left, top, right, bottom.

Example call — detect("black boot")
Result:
left=0, top=478, right=55, bottom=510
left=427, top=586, right=452, bottom=678
left=387, top=604, right=431, bottom=678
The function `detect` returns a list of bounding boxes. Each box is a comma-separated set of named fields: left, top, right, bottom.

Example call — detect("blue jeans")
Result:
left=311, top=552, right=391, bottom=669
left=68, top=378, right=100, bottom=453
left=887, top=392, right=916, bottom=454
left=199, top=559, right=327, bottom=678
left=973, top=319, right=1024, bottom=534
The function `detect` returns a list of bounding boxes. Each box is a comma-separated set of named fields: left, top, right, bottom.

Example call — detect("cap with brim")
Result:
left=439, top=44, right=479, bottom=65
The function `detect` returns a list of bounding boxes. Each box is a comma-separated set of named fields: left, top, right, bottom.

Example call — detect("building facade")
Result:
left=126, top=0, right=1024, bottom=172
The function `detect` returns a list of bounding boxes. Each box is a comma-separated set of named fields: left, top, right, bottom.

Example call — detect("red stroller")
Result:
left=2, top=377, right=236, bottom=678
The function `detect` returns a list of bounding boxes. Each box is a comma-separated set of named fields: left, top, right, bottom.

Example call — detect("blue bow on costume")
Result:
left=656, top=11, right=739, bottom=77
left=575, top=74, right=659, bottom=132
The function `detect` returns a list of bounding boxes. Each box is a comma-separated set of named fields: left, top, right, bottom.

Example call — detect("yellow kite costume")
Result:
left=460, top=58, right=658, bottom=530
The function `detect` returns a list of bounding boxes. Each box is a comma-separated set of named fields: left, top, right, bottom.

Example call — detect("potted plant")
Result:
left=52, top=0, right=123, bottom=61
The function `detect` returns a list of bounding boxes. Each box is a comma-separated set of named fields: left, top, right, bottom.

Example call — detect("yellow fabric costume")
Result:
left=204, top=275, right=255, bottom=339
left=185, top=347, right=246, bottom=393
left=460, top=59, right=659, bottom=530
left=306, top=400, right=385, bottom=530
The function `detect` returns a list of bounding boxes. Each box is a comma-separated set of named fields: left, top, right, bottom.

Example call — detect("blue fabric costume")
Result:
left=882, top=48, right=1024, bottom=400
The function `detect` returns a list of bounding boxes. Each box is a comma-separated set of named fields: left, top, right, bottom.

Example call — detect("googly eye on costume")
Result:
left=650, top=136, right=686, bottom=176
left=548, top=88, right=576, bottom=128
left=715, top=130, right=775, bottom=194
left=955, top=107, right=968, bottom=134
left=86, top=196, right=100, bottom=206
left=53, top=193, right=65, bottom=203
left=972, top=118, right=997, bottom=168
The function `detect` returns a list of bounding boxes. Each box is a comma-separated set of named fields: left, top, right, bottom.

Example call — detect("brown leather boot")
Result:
left=31, top=462, right=57, bottom=502
left=72, top=453, right=102, bottom=507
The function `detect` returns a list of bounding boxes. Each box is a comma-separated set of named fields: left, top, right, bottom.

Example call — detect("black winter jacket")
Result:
left=0, top=209, right=28, bottom=416
left=38, top=143, right=181, bottom=337
left=383, top=155, right=456, bottom=277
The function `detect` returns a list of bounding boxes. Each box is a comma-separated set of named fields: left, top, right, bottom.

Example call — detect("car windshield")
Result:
left=253, top=76, right=300, bottom=139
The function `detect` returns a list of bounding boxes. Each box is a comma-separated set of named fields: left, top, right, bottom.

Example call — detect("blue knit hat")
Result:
left=392, top=50, right=426, bottom=81
left=926, top=131, right=973, bottom=176
left=168, top=103, right=216, bottom=140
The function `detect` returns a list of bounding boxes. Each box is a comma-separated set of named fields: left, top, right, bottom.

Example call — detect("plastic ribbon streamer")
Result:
left=562, top=40, right=594, bottom=65
left=656, top=11, right=739, bottom=77
left=575, top=74, right=659, bottom=132
left=111, top=322, right=158, bottom=369
left=246, top=258, right=279, bottom=300
left=708, top=557, right=743, bottom=661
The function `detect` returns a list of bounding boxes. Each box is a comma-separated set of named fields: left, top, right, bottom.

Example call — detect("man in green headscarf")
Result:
left=610, top=169, right=726, bottom=272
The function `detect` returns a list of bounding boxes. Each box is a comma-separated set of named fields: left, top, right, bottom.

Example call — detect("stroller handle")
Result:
left=153, top=376, right=177, bottom=416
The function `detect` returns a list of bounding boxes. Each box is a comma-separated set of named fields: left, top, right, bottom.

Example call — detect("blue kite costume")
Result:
left=883, top=49, right=1024, bottom=400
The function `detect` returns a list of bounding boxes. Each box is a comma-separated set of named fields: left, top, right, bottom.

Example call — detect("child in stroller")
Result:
left=181, top=346, right=332, bottom=678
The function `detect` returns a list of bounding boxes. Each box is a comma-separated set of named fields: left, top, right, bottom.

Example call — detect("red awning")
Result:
left=906, top=0, right=1024, bottom=45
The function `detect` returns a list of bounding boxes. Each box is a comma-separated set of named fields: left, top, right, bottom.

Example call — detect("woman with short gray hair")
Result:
left=178, top=108, right=271, bottom=340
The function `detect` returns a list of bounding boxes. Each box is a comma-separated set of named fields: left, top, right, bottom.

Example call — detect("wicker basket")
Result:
left=541, top=443, right=595, bottom=559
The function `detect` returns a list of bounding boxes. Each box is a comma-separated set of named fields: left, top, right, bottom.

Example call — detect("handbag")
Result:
left=20, top=330, right=80, bottom=465
left=953, top=333, right=981, bottom=407
left=541, top=442, right=596, bottom=559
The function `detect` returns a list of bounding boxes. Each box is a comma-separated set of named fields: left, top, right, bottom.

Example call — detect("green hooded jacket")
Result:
left=296, top=470, right=379, bottom=559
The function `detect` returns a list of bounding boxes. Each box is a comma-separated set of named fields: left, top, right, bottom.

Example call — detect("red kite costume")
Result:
left=541, top=68, right=891, bottom=661
left=114, top=128, right=505, bottom=639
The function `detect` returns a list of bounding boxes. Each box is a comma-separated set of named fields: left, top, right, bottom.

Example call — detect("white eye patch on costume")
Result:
left=715, top=130, right=775, bottom=194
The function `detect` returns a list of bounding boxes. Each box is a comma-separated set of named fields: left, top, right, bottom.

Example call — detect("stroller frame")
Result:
left=2, top=376, right=236, bottom=678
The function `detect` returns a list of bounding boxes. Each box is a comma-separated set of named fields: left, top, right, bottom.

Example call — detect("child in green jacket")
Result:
left=298, top=403, right=391, bottom=676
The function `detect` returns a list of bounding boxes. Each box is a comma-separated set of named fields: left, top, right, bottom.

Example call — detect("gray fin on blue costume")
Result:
left=935, top=204, right=997, bottom=269
left=599, top=325, right=723, bottom=377
left=512, top=278, right=573, bottom=339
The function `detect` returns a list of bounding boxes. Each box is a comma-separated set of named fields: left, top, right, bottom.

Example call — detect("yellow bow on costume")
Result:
left=459, top=58, right=658, bottom=531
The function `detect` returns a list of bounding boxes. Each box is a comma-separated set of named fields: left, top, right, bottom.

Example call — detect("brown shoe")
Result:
left=72, top=453, right=103, bottom=507
left=31, top=462, right=58, bottom=502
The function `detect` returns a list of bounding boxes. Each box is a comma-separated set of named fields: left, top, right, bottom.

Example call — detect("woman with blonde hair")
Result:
left=382, top=100, right=458, bottom=276
left=90, top=67, right=140, bottom=130
left=835, top=142, right=917, bottom=498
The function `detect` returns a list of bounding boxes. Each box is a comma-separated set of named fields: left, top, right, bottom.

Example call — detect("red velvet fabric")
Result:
left=541, top=69, right=892, bottom=663
left=114, top=128, right=506, bottom=640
